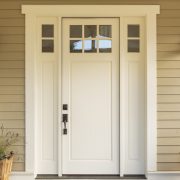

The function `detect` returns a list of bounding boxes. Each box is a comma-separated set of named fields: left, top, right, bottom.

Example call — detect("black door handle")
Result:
left=62, top=114, right=68, bottom=122
left=62, top=114, right=68, bottom=135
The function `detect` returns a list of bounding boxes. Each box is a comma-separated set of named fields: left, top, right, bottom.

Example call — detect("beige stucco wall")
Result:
left=0, top=0, right=180, bottom=172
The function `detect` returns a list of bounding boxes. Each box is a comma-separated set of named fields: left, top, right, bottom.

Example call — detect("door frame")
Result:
left=22, top=5, right=160, bottom=177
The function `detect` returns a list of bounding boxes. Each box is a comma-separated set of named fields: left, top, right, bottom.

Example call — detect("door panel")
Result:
left=71, top=62, right=112, bottom=160
left=62, top=18, right=119, bottom=174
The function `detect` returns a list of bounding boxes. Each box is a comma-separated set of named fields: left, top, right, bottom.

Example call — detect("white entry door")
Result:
left=62, top=18, right=119, bottom=174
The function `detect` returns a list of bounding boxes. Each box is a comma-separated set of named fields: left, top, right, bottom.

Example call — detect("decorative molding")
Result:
left=22, top=5, right=160, bottom=16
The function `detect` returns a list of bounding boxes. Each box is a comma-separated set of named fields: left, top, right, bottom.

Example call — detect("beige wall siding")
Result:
left=157, top=1, right=180, bottom=170
left=0, top=0, right=180, bottom=172
left=0, top=1, right=25, bottom=171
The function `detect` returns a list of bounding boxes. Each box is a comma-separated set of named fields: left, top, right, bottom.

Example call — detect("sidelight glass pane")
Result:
left=128, top=25, right=140, bottom=37
left=42, top=40, right=54, bottom=53
left=128, top=40, right=140, bottom=52
left=42, top=25, right=54, bottom=37
left=70, top=25, right=82, bottom=38
left=99, top=40, right=112, bottom=53
left=84, top=40, right=97, bottom=53
left=84, top=25, right=97, bottom=38
left=70, top=40, right=82, bottom=53
left=99, top=25, right=112, bottom=38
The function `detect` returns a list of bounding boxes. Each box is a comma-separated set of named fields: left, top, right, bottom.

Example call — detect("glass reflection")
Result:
left=42, top=40, right=54, bottom=53
left=70, top=25, right=82, bottom=38
left=42, top=25, right=54, bottom=38
left=84, top=40, right=97, bottom=53
left=70, top=40, right=82, bottom=53
left=99, top=40, right=112, bottom=53
left=128, top=25, right=140, bottom=37
left=99, top=25, right=112, bottom=38
left=85, top=25, right=97, bottom=38
left=128, top=40, right=140, bottom=52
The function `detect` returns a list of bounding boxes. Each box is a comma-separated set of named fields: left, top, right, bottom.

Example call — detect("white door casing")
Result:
left=22, top=5, right=160, bottom=177
left=62, top=18, right=119, bottom=174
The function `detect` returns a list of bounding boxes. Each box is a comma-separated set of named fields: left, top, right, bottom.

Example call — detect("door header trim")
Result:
left=22, top=5, right=160, bottom=16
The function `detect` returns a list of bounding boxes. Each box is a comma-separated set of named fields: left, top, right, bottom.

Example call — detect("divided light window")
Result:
left=70, top=25, right=112, bottom=53
left=127, top=24, right=140, bottom=53
left=42, top=24, right=54, bottom=53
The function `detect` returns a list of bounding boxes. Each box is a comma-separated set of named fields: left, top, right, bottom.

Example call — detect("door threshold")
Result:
left=36, top=174, right=146, bottom=179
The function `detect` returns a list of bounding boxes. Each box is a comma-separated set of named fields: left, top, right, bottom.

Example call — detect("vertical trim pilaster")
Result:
left=58, top=17, right=62, bottom=177
left=120, top=17, right=125, bottom=177
left=146, top=13, right=157, bottom=172
left=25, top=14, right=36, bottom=176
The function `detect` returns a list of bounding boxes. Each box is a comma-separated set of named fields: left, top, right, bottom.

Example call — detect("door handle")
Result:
left=63, top=114, right=68, bottom=122
left=62, top=114, right=68, bottom=135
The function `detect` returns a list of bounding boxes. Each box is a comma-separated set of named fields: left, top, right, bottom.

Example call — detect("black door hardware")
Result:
left=62, top=113, right=68, bottom=135
left=63, top=104, right=68, bottom=110
left=63, top=114, right=68, bottom=122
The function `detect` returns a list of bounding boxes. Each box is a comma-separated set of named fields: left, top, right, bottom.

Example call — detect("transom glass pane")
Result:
left=69, top=24, right=112, bottom=53
left=42, top=25, right=54, bottom=38
left=128, top=40, right=140, bottom=52
left=99, top=25, right=112, bottom=38
left=84, top=25, right=97, bottom=38
left=70, top=25, right=82, bottom=38
left=84, top=40, right=97, bottom=53
left=42, top=40, right=54, bottom=52
left=99, top=40, right=112, bottom=53
left=70, top=40, right=82, bottom=53
left=128, top=25, right=140, bottom=37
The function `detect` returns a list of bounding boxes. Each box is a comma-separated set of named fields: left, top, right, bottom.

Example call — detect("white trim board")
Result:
left=22, top=5, right=160, bottom=177
left=22, top=5, right=159, bottom=16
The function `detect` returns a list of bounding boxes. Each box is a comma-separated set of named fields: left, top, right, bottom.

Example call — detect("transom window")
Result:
left=70, top=25, right=112, bottom=53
